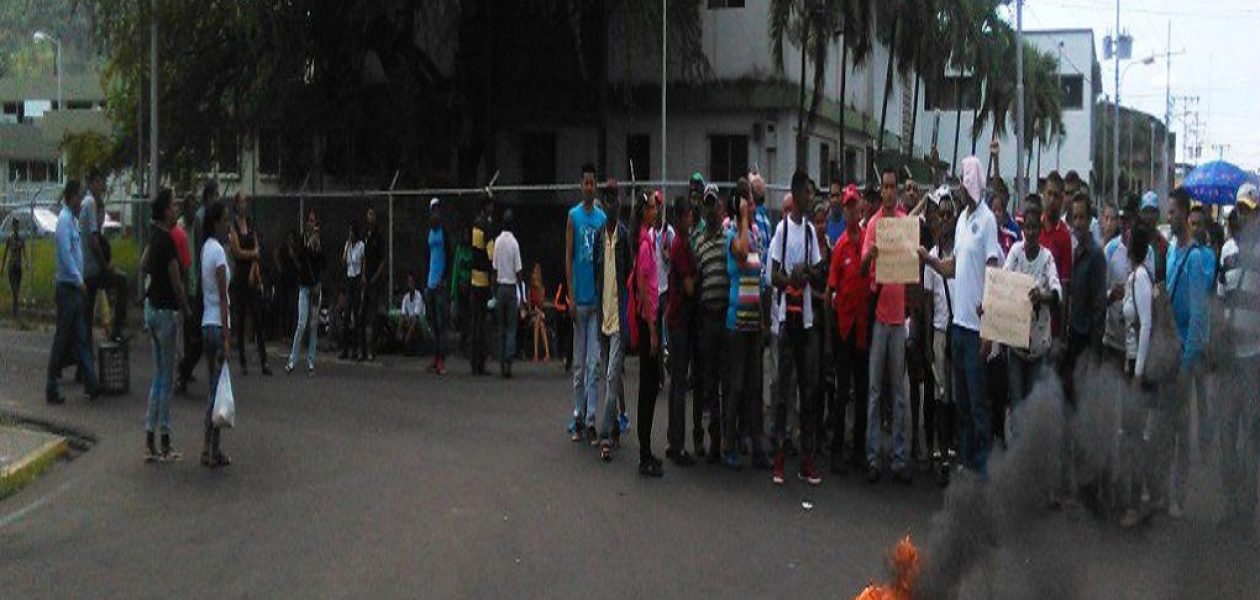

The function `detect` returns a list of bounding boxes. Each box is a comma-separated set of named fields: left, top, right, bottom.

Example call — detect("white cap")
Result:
left=1237, top=183, right=1258, bottom=210
left=429, top=197, right=440, bottom=210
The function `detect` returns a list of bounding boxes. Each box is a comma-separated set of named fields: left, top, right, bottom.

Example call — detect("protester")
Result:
left=286, top=207, right=325, bottom=375
left=920, top=156, right=1002, bottom=476
left=142, top=188, right=192, bottom=462
left=826, top=179, right=846, bottom=246
left=81, top=168, right=128, bottom=344
left=652, top=189, right=675, bottom=360
left=4, top=215, right=27, bottom=319
left=991, top=183, right=1022, bottom=257
left=361, top=205, right=386, bottom=361
left=493, top=210, right=523, bottom=378
left=566, top=163, right=607, bottom=441
left=632, top=191, right=663, bottom=477
left=1040, top=172, right=1073, bottom=336
left=1103, top=196, right=1154, bottom=369
left=864, top=167, right=913, bottom=484
left=906, top=181, right=935, bottom=463
left=398, top=273, right=426, bottom=352
left=1158, top=187, right=1216, bottom=519
left=528, top=264, right=551, bottom=363
left=339, top=221, right=365, bottom=361
left=1140, top=191, right=1169, bottom=283
left=228, top=192, right=271, bottom=375
left=1064, top=192, right=1108, bottom=384
left=1219, top=186, right=1260, bottom=528
left=470, top=196, right=495, bottom=375
left=425, top=198, right=450, bottom=375
left=201, top=199, right=233, bottom=468
left=595, top=189, right=631, bottom=460
left=1101, top=202, right=1120, bottom=246
left=922, top=189, right=958, bottom=478
left=45, top=180, right=98, bottom=405
left=1118, top=223, right=1155, bottom=528
left=693, top=184, right=730, bottom=462
left=726, top=181, right=771, bottom=474
left=769, top=170, right=825, bottom=485
left=665, top=195, right=698, bottom=466
left=811, top=201, right=835, bottom=456
left=176, top=188, right=206, bottom=393
left=826, top=184, right=871, bottom=474
left=1001, top=201, right=1061, bottom=424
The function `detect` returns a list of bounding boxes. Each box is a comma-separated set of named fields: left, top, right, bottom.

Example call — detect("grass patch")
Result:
left=0, top=237, right=140, bottom=316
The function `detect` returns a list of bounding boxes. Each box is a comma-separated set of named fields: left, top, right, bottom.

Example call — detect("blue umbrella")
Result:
left=1181, top=160, right=1260, bottom=205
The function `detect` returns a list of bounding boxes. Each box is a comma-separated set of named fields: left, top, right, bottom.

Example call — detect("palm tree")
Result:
left=905, top=1, right=948, bottom=162
left=836, top=0, right=872, bottom=182
left=1021, top=46, right=1065, bottom=179
left=770, top=0, right=843, bottom=173
left=970, top=21, right=1018, bottom=175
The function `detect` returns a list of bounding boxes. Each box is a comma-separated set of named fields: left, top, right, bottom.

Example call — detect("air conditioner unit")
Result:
left=764, top=123, right=778, bottom=150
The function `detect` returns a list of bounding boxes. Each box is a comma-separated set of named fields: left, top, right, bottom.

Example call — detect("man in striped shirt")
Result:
left=692, top=184, right=730, bottom=462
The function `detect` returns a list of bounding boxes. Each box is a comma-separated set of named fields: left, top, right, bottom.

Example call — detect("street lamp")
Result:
left=31, top=31, right=62, bottom=114
left=33, top=31, right=62, bottom=184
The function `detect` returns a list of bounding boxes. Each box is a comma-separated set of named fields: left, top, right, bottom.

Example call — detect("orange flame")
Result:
left=854, top=536, right=920, bottom=600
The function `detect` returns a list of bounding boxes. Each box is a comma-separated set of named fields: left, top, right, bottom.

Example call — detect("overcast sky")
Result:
left=1002, top=0, right=1259, bottom=171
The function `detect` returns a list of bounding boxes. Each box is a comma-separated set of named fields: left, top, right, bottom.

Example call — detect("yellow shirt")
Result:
left=601, top=234, right=619, bottom=335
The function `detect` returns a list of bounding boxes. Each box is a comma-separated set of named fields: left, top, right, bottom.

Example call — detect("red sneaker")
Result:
left=435, top=357, right=447, bottom=376
left=772, top=452, right=785, bottom=485
left=798, top=455, right=822, bottom=486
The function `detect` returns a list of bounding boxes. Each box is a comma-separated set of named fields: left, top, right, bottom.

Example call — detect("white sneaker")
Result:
left=1168, top=501, right=1185, bottom=520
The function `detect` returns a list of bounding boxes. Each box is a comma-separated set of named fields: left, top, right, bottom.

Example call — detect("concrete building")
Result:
left=0, top=70, right=109, bottom=202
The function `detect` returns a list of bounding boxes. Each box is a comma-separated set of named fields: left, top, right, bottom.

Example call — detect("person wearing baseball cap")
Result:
left=1220, top=181, right=1260, bottom=526
left=825, top=180, right=872, bottom=474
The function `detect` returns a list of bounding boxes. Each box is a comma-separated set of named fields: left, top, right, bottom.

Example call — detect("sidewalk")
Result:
left=0, top=424, right=67, bottom=498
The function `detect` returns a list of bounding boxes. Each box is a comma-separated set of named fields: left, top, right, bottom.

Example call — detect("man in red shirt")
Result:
left=827, top=184, right=871, bottom=474
left=860, top=168, right=911, bottom=484
left=1039, top=172, right=1072, bottom=336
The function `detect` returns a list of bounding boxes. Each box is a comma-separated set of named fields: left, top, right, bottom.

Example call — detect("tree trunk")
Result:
left=796, top=36, right=809, bottom=173
left=839, top=41, right=848, bottom=182
left=876, top=17, right=898, bottom=160
left=951, top=76, right=962, bottom=177
left=970, top=74, right=982, bottom=155
left=909, top=64, right=920, bottom=157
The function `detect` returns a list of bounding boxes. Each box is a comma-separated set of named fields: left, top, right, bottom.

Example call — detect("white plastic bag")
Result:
left=212, top=364, right=236, bottom=428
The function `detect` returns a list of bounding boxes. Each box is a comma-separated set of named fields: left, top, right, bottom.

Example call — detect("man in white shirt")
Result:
left=492, top=210, right=523, bottom=378
left=920, top=156, right=1002, bottom=475
left=768, top=170, right=826, bottom=485
left=399, top=273, right=426, bottom=352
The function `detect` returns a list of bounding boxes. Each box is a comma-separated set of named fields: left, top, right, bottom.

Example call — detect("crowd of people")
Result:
left=35, top=148, right=1260, bottom=529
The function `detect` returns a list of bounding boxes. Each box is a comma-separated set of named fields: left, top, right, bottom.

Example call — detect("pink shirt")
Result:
left=636, top=229, right=658, bottom=323
left=861, top=206, right=908, bottom=326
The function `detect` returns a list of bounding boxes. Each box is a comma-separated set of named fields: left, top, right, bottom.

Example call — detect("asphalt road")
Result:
left=1, top=327, right=1256, bottom=599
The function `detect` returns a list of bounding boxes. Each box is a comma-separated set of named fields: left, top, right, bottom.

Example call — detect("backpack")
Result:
left=777, top=219, right=814, bottom=333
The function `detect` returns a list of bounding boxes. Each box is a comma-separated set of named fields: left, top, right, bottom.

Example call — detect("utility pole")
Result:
left=1159, top=21, right=1171, bottom=201
left=149, top=0, right=158, bottom=202
left=660, top=0, right=667, bottom=189
left=1014, top=0, right=1026, bottom=201
left=1112, top=0, right=1121, bottom=209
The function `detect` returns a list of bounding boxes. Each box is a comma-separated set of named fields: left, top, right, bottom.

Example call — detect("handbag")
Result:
left=1142, top=251, right=1193, bottom=385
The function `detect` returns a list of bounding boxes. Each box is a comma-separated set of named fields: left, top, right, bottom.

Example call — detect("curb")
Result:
left=0, top=430, right=68, bottom=499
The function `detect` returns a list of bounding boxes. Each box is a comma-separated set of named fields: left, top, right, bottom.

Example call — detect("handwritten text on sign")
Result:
left=979, top=267, right=1036, bottom=350
left=874, top=217, right=920, bottom=284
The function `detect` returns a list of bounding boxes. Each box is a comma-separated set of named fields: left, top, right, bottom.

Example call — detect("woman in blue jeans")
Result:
left=201, top=200, right=233, bottom=467
left=286, top=208, right=325, bottom=374
left=142, top=189, right=191, bottom=461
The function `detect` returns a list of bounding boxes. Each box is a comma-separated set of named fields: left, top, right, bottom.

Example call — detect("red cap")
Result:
left=842, top=184, right=861, bottom=207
